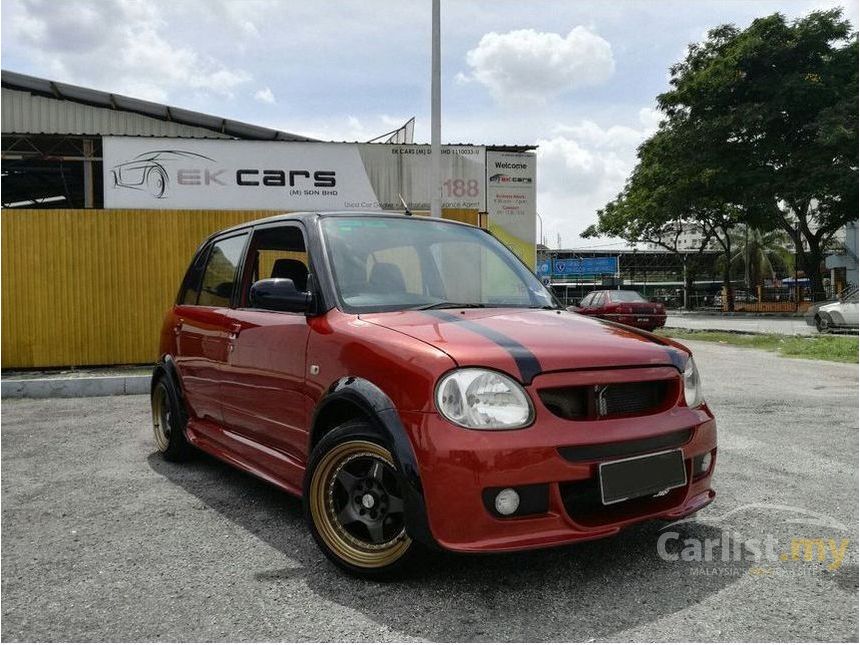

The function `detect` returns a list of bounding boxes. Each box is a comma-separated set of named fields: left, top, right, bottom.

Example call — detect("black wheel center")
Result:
left=352, top=478, right=389, bottom=519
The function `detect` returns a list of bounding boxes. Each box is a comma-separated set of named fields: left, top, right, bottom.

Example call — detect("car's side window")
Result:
left=178, top=244, right=211, bottom=305
left=239, top=225, right=309, bottom=307
left=197, top=233, right=249, bottom=307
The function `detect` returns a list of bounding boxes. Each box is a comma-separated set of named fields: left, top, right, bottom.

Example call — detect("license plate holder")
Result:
left=599, top=449, right=686, bottom=505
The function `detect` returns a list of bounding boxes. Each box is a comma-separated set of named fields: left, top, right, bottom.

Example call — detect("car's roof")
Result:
left=211, top=210, right=478, bottom=239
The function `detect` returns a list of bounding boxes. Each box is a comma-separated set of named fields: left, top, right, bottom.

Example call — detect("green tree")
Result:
left=719, top=227, right=795, bottom=288
left=584, top=119, right=754, bottom=310
left=657, top=9, right=858, bottom=299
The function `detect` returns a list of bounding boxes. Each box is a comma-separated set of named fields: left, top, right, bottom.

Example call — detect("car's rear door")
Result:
left=174, top=231, right=249, bottom=424
left=218, top=222, right=313, bottom=460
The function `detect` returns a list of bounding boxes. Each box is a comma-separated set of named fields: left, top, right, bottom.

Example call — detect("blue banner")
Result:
left=537, top=256, right=618, bottom=277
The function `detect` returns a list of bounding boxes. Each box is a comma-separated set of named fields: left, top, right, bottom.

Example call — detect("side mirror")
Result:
left=250, top=278, right=312, bottom=313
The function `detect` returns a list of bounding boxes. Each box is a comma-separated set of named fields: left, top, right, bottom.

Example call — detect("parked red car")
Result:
left=152, top=213, right=716, bottom=578
left=571, top=290, right=667, bottom=331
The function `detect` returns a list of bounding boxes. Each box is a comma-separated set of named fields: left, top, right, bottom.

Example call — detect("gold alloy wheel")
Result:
left=151, top=384, right=171, bottom=452
left=309, top=440, right=412, bottom=569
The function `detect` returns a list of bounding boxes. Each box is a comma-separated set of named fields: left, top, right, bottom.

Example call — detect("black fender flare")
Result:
left=152, top=355, right=182, bottom=396
left=310, top=376, right=438, bottom=549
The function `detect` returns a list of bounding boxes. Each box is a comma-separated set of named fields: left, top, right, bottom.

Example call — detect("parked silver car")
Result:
left=806, top=286, right=859, bottom=332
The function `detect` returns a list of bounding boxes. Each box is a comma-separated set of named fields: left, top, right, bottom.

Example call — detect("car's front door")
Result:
left=175, top=232, right=249, bottom=424
left=219, top=223, right=313, bottom=461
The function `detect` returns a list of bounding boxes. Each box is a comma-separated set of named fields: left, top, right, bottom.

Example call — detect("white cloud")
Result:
left=254, top=86, right=276, bottom=104
left=535, top=111, right=661, bottom=244
left=462, top=26, right=615, bottom=103
left=3, top=0, right=251, bottom=102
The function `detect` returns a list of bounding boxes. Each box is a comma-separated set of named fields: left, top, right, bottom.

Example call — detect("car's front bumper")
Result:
left=400, top=380, right=716, bottom=553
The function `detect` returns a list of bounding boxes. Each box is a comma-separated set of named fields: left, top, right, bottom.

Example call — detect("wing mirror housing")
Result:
left=249, top=278, right=313, bottom=313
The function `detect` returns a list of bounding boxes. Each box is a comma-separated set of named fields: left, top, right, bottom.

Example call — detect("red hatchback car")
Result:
left=151, top=212, right=716, bottom=577
left=572, top=290, right=667, bottom=331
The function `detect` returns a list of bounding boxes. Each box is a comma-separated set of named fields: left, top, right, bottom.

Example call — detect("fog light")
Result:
left=494, top=488, right=520, bottom=516
left=699, top=451, right=712, bottom=474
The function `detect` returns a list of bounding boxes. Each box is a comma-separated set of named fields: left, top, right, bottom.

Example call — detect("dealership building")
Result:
left=1, top=70, right=537, bottom=369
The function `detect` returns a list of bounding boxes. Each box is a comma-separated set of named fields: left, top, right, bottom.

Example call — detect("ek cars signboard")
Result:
left=103, top=137, right=485, bottom=211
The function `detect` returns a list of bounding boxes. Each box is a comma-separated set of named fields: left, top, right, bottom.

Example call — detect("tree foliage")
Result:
left=585, top=9, right=858, bottom=303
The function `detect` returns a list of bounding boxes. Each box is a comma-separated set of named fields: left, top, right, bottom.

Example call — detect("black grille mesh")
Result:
left=539, top=379, right=671, bottom=420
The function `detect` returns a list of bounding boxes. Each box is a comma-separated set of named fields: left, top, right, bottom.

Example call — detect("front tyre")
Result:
left=151, top=375, right=193, bottom=462
left=304, top=422, right=415, bottom=578
left=815, top=313, right=831, bottom=333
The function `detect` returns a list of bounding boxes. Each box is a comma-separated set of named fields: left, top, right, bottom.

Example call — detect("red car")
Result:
left=572, top=290, right=667, bottom=331
left=152, top=213, right=716, bottom=578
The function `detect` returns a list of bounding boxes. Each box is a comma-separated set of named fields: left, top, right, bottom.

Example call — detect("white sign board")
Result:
left=102, top=137, right=486, bottom=211
left=486, top=151, right=537, bottom=268
left=357, top=144, right=485, bottom=211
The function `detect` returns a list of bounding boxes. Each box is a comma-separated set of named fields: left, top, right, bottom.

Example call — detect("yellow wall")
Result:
left=1, top=208, right=480, bottom=368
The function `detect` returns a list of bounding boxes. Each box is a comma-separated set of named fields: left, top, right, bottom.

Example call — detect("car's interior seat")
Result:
left=368, top=262, right=407, bottom=293
left=271, top=258, right=308, bottom=291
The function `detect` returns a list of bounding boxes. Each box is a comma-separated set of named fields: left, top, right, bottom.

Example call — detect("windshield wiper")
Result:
left=414, top=302, right=488, bottom=310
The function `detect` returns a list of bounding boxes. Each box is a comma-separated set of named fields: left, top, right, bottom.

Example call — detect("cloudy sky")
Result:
left=2, top=0, right=856, bottom=246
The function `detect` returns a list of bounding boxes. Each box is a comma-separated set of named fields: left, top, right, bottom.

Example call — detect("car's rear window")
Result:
left=610, top=291, right=647, bottom=302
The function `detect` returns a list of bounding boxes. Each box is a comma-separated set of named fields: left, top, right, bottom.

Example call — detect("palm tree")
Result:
left=717, top=227, right=794, bottom=288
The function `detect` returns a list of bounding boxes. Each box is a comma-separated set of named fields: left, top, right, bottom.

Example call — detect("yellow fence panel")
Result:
left=1, top=209, right=273, bottom=368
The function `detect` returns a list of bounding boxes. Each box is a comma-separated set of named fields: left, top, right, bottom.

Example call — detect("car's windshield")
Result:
left=610, top=291, right=647, bottom=303
left=321, top=216, right=557, bottom=313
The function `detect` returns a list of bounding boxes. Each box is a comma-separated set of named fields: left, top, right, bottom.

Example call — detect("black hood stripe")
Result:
left=422, top=311, right=542, bottom=383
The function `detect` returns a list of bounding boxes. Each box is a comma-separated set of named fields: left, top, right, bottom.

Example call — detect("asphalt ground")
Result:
left=2, top=341, right=858, bottom=641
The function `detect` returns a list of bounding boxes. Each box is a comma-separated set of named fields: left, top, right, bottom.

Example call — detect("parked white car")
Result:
left=811, top=287, right=859, bottom=332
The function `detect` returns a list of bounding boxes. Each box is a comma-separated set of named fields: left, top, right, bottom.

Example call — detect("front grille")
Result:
left=539, top=379, right=673, bottom=421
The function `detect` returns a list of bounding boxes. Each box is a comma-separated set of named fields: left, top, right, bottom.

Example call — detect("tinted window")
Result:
left=197, top=234, right=248, bottom=307
left=179, top=245, right=210, bottom=305
left=241, top=225, right=308, bottom=306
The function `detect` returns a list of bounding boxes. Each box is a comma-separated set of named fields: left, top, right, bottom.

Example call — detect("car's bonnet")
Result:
left=359, top=308, right=686, bottom=383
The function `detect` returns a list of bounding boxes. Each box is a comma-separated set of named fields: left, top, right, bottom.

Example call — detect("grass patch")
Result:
left=660, top=329, right=859, bottom=363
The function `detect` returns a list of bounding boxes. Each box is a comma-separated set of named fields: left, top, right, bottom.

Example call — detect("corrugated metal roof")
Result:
left=1, top=70, right=317, bottom=141
left=2, top=88, right=234, bottom=139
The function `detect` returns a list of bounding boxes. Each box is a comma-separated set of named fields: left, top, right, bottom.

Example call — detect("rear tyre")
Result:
left=151, top=375, right=193, bottom=462
left=304, top=421, right=417, bottom=579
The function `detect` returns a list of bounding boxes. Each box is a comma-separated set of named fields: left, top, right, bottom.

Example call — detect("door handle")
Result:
left=228, top=322, right=242, bottom=341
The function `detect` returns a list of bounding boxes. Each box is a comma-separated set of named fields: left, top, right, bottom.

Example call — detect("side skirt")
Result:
left=185, top=418, right=305, bottom=498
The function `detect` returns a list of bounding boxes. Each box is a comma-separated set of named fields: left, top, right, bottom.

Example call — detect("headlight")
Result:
left=683, top=356, right=704, bottom=407
left=435, top=368, right=533, bottom=429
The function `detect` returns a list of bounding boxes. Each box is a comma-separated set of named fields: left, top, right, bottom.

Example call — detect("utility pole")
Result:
left=536, top=212, right=544, bottom=247
left=430, top=0, right=442, bottom=218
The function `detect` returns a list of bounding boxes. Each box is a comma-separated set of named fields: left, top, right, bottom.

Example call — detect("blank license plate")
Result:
left=599, top=449, right=686, bottom=505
